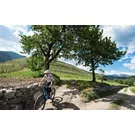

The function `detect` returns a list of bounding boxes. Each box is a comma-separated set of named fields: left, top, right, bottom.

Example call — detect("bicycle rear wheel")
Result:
left=50, top=88, right=56, bottom=101
left=34, top=95, right=46, bottom=110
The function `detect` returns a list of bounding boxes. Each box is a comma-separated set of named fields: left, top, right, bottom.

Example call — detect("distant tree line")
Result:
left=114, top=78, right=134, bottom=86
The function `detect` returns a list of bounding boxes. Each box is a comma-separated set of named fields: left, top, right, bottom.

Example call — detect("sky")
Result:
left=0, top=25, right=135, bottom=76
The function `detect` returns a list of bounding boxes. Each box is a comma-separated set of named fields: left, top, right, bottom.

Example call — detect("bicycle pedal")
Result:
left=46, top=99, right=52, bottom=104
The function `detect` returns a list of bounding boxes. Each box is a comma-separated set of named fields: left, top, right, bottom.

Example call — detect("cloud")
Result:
left=102, top=25, right=135, bottom=63
left=0, top=25, right=19, bottom=42
left=0, top=25, right=34, bottom=55
left=102, top=25, right=135, bottom=46
left=0, top=38, right=22, bottom=54
left=3, top=25, right=28, bottom=33
left=123, top=57, right=135, bottom=70
left=103, top=70, right=135, bottom=76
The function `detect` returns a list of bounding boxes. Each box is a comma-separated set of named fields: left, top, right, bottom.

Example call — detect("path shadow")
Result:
left=45, top=96, right=80, bottom=110
left=52, top=101, right=80, bottom=110
left=100, top=93, right=135, bottom=110
left=94, top=86, right=127, bottom=100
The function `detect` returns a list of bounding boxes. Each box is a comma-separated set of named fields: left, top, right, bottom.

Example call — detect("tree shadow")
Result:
left=95, top=86, right=127, bottom=99
left=100, top=93, right=135, bottom=110
left=45, top=96, right=80, bottom=110
left=52, top=101, right=80, bottom=110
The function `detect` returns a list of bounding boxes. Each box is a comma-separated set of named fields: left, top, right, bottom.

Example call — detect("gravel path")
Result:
left=44, top=85, right=135, bottom=110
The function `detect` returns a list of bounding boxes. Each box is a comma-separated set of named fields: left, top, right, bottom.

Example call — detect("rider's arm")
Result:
left=39, top=76, right=46, bottom=86
left=49, top=76, right=54, bottom=88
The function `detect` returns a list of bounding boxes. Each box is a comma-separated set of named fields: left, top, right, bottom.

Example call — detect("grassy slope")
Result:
left=129, top=86, right=135, bottom=93
left=0, top=58, right=124, bottom=86
left=0, top=58, right=92, bottom=80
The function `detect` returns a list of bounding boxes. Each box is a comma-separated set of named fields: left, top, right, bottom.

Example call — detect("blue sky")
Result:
left=0, top=25, right=135, bottom=76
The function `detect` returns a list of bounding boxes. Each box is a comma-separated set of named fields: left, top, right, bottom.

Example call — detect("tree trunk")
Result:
left=45, top=61, right=50, bottom=70
left=91, top=59, right=96, bottom=82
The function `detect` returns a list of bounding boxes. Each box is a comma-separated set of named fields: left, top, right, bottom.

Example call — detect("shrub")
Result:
left=81, top=88, right=99, bottom=102
left=52, top=73, right=62, bottom=86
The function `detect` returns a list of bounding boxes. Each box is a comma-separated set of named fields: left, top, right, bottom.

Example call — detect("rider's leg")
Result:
left=43, top=86, right=50, bottom=99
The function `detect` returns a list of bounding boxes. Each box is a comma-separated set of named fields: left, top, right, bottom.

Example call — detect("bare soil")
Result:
left=0, top=78, right=41, bottom=89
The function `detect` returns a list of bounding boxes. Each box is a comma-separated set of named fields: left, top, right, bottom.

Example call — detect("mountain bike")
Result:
left=34, top=87, right=56, bottom=110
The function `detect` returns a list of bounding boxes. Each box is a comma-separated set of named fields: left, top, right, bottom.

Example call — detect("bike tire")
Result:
left=51, top=88, right=56, bottom=101
left=34, top=95, right=46, bottom=110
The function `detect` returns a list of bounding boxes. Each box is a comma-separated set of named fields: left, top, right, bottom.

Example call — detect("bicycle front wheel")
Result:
left=34, top=95, right=46, bottom=110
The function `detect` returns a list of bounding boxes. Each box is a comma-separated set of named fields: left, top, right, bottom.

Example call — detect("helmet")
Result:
left=44, top=70, right=50, bottom=74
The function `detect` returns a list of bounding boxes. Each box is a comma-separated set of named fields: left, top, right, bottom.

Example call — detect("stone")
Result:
left=16, top=92, right=23, bottom=97
left=27, top=83, right=38, bottom=89
left=0, top=88, right=6, bottom=93
left=0, top=100, right=4, bottom=104
left=9, top=98, right=22, bottom=104
left=0, top=93, right=3, bottom=98
left=15, top=87, right=23, bottom=91
left=4, top=90, right=15, bottom=99
left=29, top=90, right=35, bottom=96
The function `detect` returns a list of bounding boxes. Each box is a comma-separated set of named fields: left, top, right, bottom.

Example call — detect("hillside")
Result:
left=0, top=51, right=25, bottom=63
left=0, top=58, right=126, bottom=88
left=0, top=58, right=93, bottom=80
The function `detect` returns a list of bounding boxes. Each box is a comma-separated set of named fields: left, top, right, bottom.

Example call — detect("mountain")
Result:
left=0, top=51, right=25, bottom=63
left=106, top=74, right=134, bottom=80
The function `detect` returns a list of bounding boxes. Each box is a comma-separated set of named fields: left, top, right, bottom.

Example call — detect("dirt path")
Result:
left=44, top=85, right=135, bottom=110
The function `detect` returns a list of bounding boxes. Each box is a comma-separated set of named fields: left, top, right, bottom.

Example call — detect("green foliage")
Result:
left=98, top=69, right=106, bottom=83
left=114, top=79, right=134, bottom=86
left=65, top=80, right=95, bottom=90
left=27, top=56, right=44, bottom=71
left=109, top=103, right=121, bottom=110
left=0, top=58, right=27, bottom=74
left=0, top=58, right=92, bottom=81
left=51, top=73, right=62, bottom=85
left=81, top=88, right=99, bottom=102
left=71, top=25, right=126, bottom=82
left=129, top=86, right=135, bottom=93
left=20, top=25, right=75, bottom=70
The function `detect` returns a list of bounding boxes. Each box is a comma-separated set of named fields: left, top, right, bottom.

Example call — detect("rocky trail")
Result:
left=44, top=85, right=135, bottom=110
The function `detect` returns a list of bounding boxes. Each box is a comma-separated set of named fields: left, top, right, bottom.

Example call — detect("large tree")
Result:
left=72, top=25, right=126, bottom=82
left=20, top=25, right=75, bottom=70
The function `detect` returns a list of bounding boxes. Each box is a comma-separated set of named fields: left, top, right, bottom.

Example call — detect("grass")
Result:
left=0, top=68, right=43, bottom=78
left=129, top=86, right=135, bottom=93
left=109, top=103, right=121, bottom=110
left=108, top=99, right=124, bottom=110
left=80, top=81, right=125, bottom=102
left=103, top=80, right=127, bottom=86
left=0, top=58, right=124, bottom=88
left=0, top=58, right=93, bottom=80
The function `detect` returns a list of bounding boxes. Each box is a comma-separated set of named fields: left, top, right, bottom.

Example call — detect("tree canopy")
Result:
left=20, top=25, right=75, bottom=70
left=71, top=25, right=126, bottom=81
left=20, top=25, right=126, bottom=82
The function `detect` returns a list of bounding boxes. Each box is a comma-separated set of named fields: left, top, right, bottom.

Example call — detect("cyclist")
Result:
left=39, top=70, right=54, bottom=99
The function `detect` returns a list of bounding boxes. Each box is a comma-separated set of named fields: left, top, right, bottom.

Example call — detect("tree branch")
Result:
left=49, top=46, right=63, bottom=63
left=38, top=44, right=47, bottom=57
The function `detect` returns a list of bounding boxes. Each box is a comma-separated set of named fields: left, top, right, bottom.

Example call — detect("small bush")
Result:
left=52, top=73, right=62, bottom=86
left=81, top=88, right=99, bottom=102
